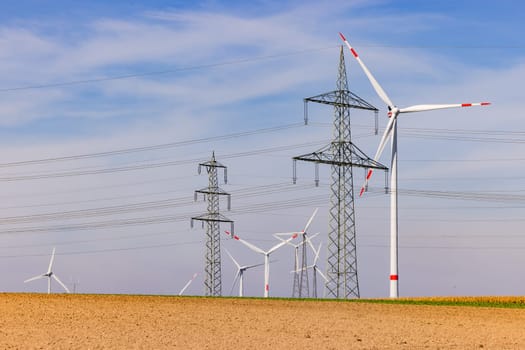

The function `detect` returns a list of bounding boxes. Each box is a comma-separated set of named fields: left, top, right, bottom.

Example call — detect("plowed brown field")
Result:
left=1, top=293, right=524, bottom=349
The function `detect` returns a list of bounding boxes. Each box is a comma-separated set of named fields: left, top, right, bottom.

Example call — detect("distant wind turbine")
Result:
left=293, top=242, right=328, bottom=298
left=224, top=248, right=265, bottom=297
left=225, top=231, right=298, bottom=297
left=24, top=248, right=70, bottom=294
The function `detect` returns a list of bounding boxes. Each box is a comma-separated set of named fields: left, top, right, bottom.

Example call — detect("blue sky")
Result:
left=0, top=0, right=523, bottom=297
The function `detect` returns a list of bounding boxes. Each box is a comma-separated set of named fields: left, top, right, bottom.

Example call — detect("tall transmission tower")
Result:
left=191, top=152, right=234, bottom=296
left=292, top=46, right=388, bottom=299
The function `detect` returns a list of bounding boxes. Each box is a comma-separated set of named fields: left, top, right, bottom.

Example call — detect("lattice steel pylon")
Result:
left=292, top=46, right=388, bottom=299
left=191, top=152, right=234, bottom=296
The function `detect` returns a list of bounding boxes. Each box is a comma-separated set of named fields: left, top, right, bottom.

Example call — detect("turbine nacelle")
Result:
left=387, top=107, right=399, bottom=118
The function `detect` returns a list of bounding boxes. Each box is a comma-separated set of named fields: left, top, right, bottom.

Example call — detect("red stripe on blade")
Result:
left=366, top=169, right=373, bottom=180
left=390, top=275, right=398, bottom=281
left=338, top=32, right=346, bottom=41
left=265, top=284, right=269, bottom=291
left=350, top=48, right=358, bottom=58
left=359, top=187, right=365, bottom=196
left=461, top=103, right=472, bottom=107
left=481, top=102, right=491, bottom=106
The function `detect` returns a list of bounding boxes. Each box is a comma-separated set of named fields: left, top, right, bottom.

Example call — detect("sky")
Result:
left=0, top=0, right=523, bottom=298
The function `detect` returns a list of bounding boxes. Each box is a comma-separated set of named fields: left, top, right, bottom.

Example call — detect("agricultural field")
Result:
left=1, top=293, right=525, bottom=349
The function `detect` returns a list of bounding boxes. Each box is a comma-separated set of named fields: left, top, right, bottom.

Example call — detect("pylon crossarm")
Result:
left=305, top=90, right=378, bottom=111
left=293, top=143, right=388, bottom=170
left=195, top=188, right=231, bottom=196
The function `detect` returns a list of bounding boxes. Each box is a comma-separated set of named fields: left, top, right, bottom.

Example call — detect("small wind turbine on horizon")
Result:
left=224, top=248, right=265, bottom=297
left=225, top=230, right=298, bottom=297
left=339, top=32, right=491, bottom=298
left=24, top=248, right=70, bottom=294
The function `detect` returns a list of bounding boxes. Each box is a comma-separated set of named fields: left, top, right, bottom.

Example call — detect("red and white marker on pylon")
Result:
left=225, top=230, right=298, bottom=297
left=339, top=32, right=490, bottom=298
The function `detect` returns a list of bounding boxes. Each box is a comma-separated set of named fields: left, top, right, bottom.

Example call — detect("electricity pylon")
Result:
left=293, top=46, right=388, bottom=298
left=191, top=152, right=233, bottom=296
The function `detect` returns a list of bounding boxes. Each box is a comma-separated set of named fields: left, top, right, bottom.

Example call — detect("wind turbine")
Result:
left=224, top=248, right=265, bottom=297
left=179, top=272, right=198, bottom=296
left=292, top=242, right=328, bottom=298
left=274, top=208, right=318, bottom=297
left=339, top=32, right=491, bottom=298
left=24, top=247, right=70, bottom=294
left=225, top=231, right=298, bottom=297
left=274, top=232, right=319, bottom=297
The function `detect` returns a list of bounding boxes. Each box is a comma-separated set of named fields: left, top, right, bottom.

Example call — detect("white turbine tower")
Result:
left=339, top=32, right=491, bottom=298
left=225, top=231, right=298, bottom=297
left=225, top=248, right=265, bottom=297
left=24, top=248, right=70, bottom=294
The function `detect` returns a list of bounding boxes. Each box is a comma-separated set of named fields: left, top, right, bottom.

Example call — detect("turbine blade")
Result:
left=24, top=274, right=45, bottom=283
left=339, top=32, right=394, bottom=108
left=229, top=271, right=241, bottom=296
left=302, top=208, right=318, bottom=233
left=52, top=274, right=70, bottom=293
left=273, top=231, right=299, bottom=236
left=272, top=233, right=300, bottom=248
left=359, top=116, right=396, bottom=196
left=179, top=273, right=198, bottom=295
left=268, top=233, right=298, bottom=254
left=313, top=242, right=322, bottom=264
left=400, top=102, right=491, bottom=113
left=243, top=261, right=266, bottom=270
left=224, top=248, right=241, bottom=269
left=226, top=231, right=266, bottom=255
left=316, top=267, right=329, bottom=283
left=305, top=232, right=320, bottom=253
left=47, top=247, right=56, bottom=274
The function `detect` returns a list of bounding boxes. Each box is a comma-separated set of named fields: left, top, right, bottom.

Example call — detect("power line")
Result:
left=0, top=46, right=338, bottom=93
left=0, top=239, right=211, bottom=259
left=0, top=123, right=305, bottom=168
left=0, top=139, right=328, bottom=181
left=1, top=43, right=522, bottom=94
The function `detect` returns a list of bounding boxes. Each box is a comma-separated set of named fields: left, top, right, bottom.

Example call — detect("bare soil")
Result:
left=1, top=293, right=524, bottom=349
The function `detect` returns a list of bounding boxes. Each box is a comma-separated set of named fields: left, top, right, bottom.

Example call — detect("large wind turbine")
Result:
left=225, top=231, right=298, bottom=297
left=224, top=248, right=265, bottom=297
left=24, top=247, right=70, bottom=294
left=339, top=32, right=490, bottom=298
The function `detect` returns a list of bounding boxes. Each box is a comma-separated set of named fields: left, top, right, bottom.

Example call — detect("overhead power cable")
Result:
left=0, top=123, right=305, bottom=168
left=0, top=139, right=329, bottom=181
left=368, top=187, right=525, bottom=203
left=0, top=46, right=338, bottom=93
left=0, top=182, right=315, bottom=225
left=1, top=43, right=521, bottom=94
left=0, top=194, right=328, bottom=235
